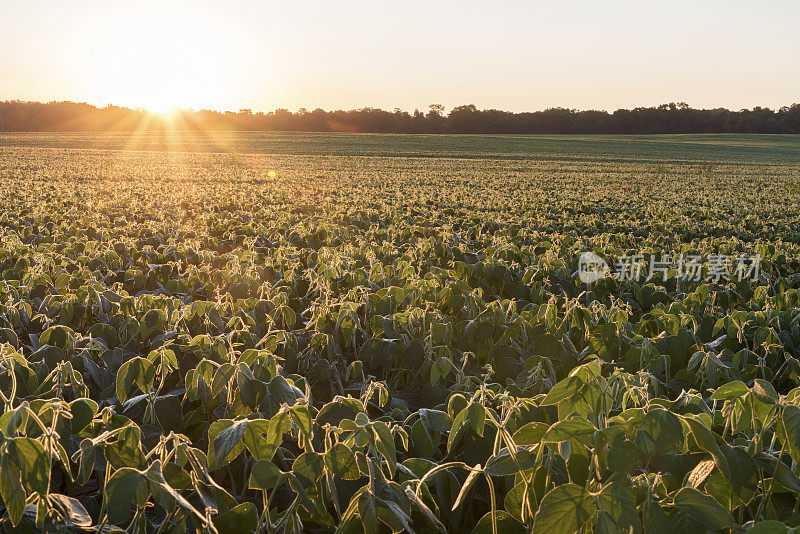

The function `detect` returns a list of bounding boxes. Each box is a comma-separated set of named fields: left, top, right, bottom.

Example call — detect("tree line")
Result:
left=1, top=100, right=799, bottom=134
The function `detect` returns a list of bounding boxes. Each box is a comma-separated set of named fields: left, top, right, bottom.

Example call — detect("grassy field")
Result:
left=0, top=132, right=799, bottom=532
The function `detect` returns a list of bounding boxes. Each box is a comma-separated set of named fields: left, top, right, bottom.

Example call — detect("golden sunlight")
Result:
left=87, top=8, right=235, bottom=113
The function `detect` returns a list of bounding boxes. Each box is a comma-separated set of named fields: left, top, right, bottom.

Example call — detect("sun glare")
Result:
left=88, top=8, right=237, bottom=114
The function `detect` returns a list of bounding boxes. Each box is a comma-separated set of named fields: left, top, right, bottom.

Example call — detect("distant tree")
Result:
left=0, top=100, right=798, bottom=134
left=428, top=104, right=445, bottom=116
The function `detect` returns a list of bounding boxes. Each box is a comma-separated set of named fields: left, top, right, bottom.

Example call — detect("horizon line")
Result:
left=2, top=98, right=799, bottom=116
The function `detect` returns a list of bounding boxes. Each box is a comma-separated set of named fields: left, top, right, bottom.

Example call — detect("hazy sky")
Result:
left=1, top=0, right=798, bottom=113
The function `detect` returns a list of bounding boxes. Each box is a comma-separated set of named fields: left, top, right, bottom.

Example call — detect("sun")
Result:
left=87, top=8, right=236, bottom=113
left=141, top=99, right=182, bottom=116
left=91, top=44, right=223, bottom=113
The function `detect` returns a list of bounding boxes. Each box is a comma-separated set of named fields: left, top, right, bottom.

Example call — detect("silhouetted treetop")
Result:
left=0, top=100, right=799, bottom=134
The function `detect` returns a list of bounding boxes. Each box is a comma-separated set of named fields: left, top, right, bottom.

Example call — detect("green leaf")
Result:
left=411, top=419, right=436, bottom=457
left=162, top=462, right=192, bottom=490
left=472, top=510, right=527, bottom=534
left=104, top=467, right=149, bottom=525
left=419, top=409, right=452, bottom=433
left=249, top=460, right=286, bottom=490
left=595, top=482, right=640, bottom=533
left=541, top=417, right=596, bottom=443
left=276, top=305, right=296, bottom=329
left=324, top=443, right=360, bottom=480
left=376, top=496, right=411, bottom=532
left=404, top=486, right=448, bottom=533
left=511, top=421, right=548, bottom=446
left=466, top=402, right=486, bottom=437
left=719, top=445, right=757, bottom=495
left=69, top=398, right=98, bottom=434
left=46, top=494, right=92, bottom=529
left=39, top=325, right=75, bottom=351
left=208, top=419, right=247, bottom=470
left=358, top=491, right=379, bottom=534
left=316, top=398, right=364, bottom=427
left=532, top=483, right=595, bottom=534
left=751, top=378, right=778, bottom=404
left=711, top=381, right=749, bottom=401
left=777, top=405, right=800, bottom=465
left=290, top=404, right=314, bottom=439
left=104, top=425, right=145, bottom=469
left=211, top=363, right=235, bottom=399
left=448, top=404, right=470, bottom=452
left=642, top=499, right=669, bottom=534
left=683, top=416, right=730, bottom=478
left=754, top=452, right=800, bottom=492
left=115, top=357, right=155, bottom=404
left=242, top=413, right=289, bottom=461
left=139, top=308, right=166, bottom=340
left=503, top=481, right=527, bottom=522
left=370, top=421, right=397, bottom=477
left=540, top=376, right=582, bottom=406
left=153, top=394, right=182, bottom=432
left=0, top=454, right=25, bottom=526
left=292, top=451, right=324, bottom=488
left=746, top=520, right=789, bottom=534
left=7, top=437, right=50, bottom=495
left=213, top=503, right=258, bottom=534
left=672, top=487, right=734, bottom=530
left=452, top=466, right=482, bottom=510
left=484, top=448, right=536, bottom=476
left=637, top=407, right=683, bottom=456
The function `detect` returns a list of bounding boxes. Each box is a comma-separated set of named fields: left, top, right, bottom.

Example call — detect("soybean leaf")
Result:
left=777, top=405, right=800, bottom=465
left=116, top=357, right=155, bottom=404
left=292, top=451, right=324, bottom=488
left=542, top=417, right=596, bottom=443
left=746, top=521, right=789, bottom=534
left=370, top=421, right=397, bottom=477
left=540, top=376, right=582, bottom=406
left=751, top=378, right=777, bottom=404
left=243, top=413, right=289, bottom=461
left=104, top=467, right=149, bottom=525
left=484, top=448, right=536, bottom=477
left=358, top=491, right=379, bottom=534
left=419, top=409, right=452, bottom=433
left=711, top=381, right=749, bottom=401
left=324, top=443, right=360, bottom=480
left=249, top=460, right=286, bottom=490
left=208, top=419, right=248, bottom=470
left=672, top=487, right=734, bottom=530
left=0, top=454, right=25, bottom=526
left=683, top=416, right=730, bottom=478
left=532, top=483, right=595, bottom=534
left=473, top=510, right=527, bottom=534
left=511, top=421, right=548, bottom=446
left=213, top=502, right=258, bottom=534
left=7, top=437, right=50, bottom=495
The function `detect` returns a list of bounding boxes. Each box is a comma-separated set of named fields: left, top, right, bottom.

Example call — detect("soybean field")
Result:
left=0, top=131, right=799, bottom=533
